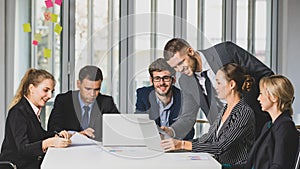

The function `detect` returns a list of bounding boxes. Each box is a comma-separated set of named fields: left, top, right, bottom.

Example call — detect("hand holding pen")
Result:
left=54, top=130, right=72, bottom=139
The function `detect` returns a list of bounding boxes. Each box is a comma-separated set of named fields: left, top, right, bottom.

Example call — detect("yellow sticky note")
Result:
left=44, top=48, right=52, bottom=58
left=54, top=24, right=63, bottom=34
left=51, top=14, right=58, bottom=23
left=23, top=23, right=31, bottom=32
left=34, top=33, right=42, bottom=42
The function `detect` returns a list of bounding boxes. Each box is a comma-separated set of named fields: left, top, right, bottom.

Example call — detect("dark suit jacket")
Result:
left=177, top=41, right=274, bottom=138
left=245, top=111, right=299, bottom=169
left=0, top=97, right=54, bottom=169
left=135, top=86, right=194, bottom=140
left=48, top=90, right=119, bottom=142
left=191, top=99, right=255, bottom=166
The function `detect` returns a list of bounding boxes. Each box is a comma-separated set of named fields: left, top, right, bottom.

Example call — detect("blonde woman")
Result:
left=0, top=69, right=71, bottom=169
left=245, top=75, right=299, bottom=169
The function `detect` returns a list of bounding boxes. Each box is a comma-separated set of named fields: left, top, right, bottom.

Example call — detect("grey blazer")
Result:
left=172, top=41, right=274, bottom=139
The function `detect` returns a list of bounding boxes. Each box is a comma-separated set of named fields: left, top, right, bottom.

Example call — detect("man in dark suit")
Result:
left=48, top=65, right=119, bottom=141
left=135, top=58, right=194, bottom=140
left=162, top=38, right=274, bottom=139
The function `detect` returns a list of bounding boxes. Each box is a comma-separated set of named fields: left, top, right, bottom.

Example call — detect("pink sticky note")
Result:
left=55, top=0, right=62, bottom=6
left=45, top=0, right=53, bottom=8
left=32, top=40, right=39, bottom=46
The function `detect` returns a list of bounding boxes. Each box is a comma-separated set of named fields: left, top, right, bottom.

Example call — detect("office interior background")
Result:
left=0, top=0, right=299, bottom=146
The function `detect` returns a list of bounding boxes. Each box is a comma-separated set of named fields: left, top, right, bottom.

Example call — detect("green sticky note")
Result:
left=44, top=48, right=52, bottom=58
left=23, top=23, right=31, bottom=32
left=51, top=14, right=58, bottom=23
left=34, top=33, right=42, bottom=42
left=54, top=24, right=63, bottom=34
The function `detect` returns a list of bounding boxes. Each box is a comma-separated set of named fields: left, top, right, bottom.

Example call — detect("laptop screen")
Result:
left=102, top=114, right=149, bottom=146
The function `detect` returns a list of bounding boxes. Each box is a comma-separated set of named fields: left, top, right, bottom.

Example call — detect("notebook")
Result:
left=102, top=114, right=149, bottom=146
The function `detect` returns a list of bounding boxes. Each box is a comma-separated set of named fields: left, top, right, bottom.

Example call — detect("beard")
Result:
left=155, top=84, right=172, bottom=97
left=188, top=54, right=199, bottom=72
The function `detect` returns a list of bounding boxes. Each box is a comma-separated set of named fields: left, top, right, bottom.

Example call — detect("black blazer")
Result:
left=0, top=97, right=54, bottom=169
left=245, top=111, right=299, bottom=169
left=47, top=90, right=119, bottom=141
left=176, top=41, right=274, bottom=138
left=135, top=85, right=194, bottom=140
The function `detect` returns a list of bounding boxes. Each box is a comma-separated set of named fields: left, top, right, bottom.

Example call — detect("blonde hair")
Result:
left=259, top=75, right=294, bottom=115
left=8, top=68, right=55, bottom=109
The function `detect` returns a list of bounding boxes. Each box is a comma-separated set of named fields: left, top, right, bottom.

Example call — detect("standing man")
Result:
left=48, top=65, right=119, bottom=141
left=162, top=38, right=274, bottom=139
left=135, top=58, right=194, bottom=140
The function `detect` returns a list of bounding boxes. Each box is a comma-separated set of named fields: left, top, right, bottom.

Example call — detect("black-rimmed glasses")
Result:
left=153, top=76, right=172, bottom=82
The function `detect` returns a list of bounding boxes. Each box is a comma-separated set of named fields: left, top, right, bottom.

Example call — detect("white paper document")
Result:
left=70, top=132, right=96, bottom=146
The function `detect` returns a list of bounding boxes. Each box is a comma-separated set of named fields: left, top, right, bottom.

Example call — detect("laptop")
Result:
left=102, top=114, right=149, bottom=146
left=137, top=118, right=178, bottom=152
left=138, top=118, right=189, bottom=153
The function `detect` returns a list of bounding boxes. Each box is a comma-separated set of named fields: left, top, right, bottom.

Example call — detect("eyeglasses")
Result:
left=153, top=76, right=172, bottom=82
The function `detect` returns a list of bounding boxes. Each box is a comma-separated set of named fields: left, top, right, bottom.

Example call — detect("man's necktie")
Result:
left=81, top=105, right=90, bottom=130
left=201, top=71, right=212, bottom=104
left=194, top=73, right=209, bottom=116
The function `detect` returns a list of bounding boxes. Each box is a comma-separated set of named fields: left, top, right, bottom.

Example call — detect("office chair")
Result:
left=295, top=152, right=300, bottom=169
left=295, top=130, right=300, bottom=169
left=0, top=161, right=17, bottom=169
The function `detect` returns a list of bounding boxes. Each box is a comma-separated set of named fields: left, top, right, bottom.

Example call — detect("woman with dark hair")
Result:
left=161, top=63, right=255, bottom=168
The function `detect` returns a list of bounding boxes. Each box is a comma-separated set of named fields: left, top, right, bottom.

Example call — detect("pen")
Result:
left=54, top=131, right=63, bottom=138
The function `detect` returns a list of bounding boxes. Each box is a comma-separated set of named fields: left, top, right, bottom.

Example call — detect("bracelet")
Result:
left=181, top=140, right=185, bottom=150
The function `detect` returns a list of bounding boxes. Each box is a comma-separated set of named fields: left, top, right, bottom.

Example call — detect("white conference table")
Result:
left=41, top=143, right=221, bottom=169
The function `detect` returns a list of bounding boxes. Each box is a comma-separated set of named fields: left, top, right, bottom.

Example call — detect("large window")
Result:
left=131, top=0, right=174, bottom=111
left=22, top=0, right=277, bottom=128
left=187, top=0, right=223, bottom=49
left=74, top=0, right=120, bottom=105
left=236, top=0, right=271, bottom=65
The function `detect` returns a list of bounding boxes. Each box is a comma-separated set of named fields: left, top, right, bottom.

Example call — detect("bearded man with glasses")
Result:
left=135, top=58, right=194, bottom=140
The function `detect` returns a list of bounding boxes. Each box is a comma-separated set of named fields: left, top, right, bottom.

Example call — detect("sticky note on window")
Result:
left=45, top=0, right=53, bottom=8
left=54, top=24, right=63, bottom=34
left=32, top=40, right=39, bottom=46
left=34, top=33, right=42, bottom=42
left=55, top=0, right=62, bottom=6
left=51, top=14, right=58, bottom=23
left=44, top=48, right=52, bottom=58
left=44, top=12, right=51, bottom=21
left=23, top=23, right=31, bottom=32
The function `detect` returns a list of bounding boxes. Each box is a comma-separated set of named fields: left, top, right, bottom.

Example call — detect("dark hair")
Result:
left=79, top=65, right=103, bottom=82
left=148, top=58, right=176, bottom=77
left=9, top=68, right=55, bottom=109
left=163, top=38, right=191, bottom=60
left=219, top=63, right=254, bottom=97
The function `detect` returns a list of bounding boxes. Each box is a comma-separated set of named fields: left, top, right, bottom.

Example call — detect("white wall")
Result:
left=278, top=0, right=300, bottom=114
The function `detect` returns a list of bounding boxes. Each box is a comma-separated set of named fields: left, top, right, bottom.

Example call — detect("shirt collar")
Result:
left=155, top=95, right=174, bottom=110
left=77, top=92, right=94, bottom=109
left=24, top=96, right=41, bottom=117
left=198, top=51, right=210, bottom=73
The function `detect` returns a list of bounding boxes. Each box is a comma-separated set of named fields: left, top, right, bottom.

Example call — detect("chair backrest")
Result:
left=0, top=161, right=17, bottom=169
left=295, top=130, right=300, bottom=169
left=295, top=152, right=300, bottom=169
